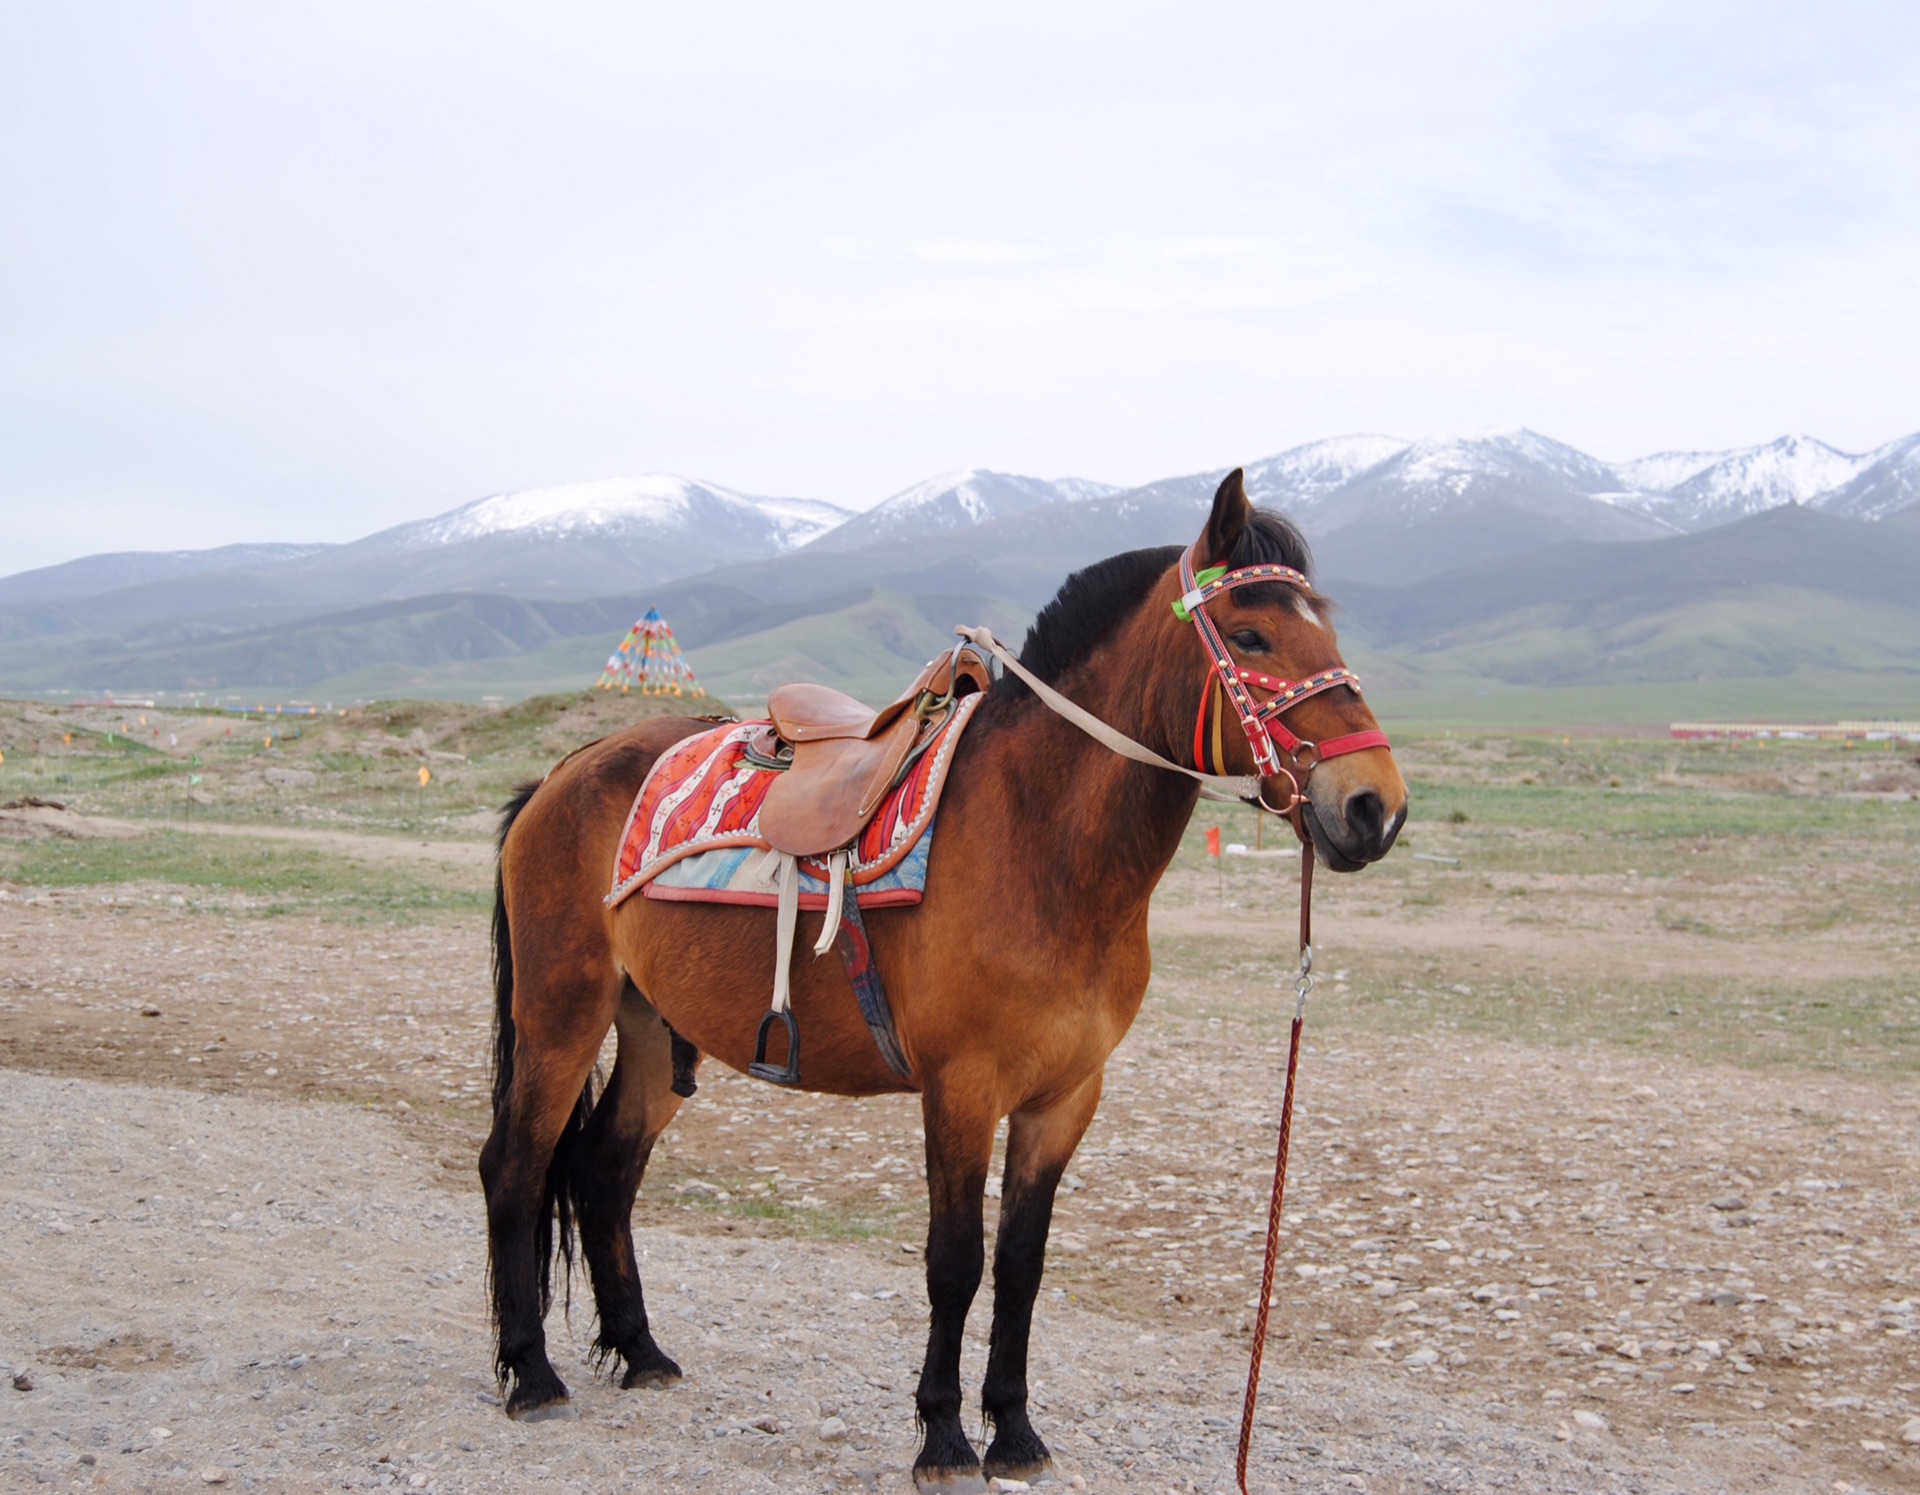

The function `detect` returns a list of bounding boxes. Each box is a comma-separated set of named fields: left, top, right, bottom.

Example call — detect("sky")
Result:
left=3, top=1, right=1918, bottom=573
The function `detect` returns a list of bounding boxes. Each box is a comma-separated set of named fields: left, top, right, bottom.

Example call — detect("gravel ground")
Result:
left=3, top=882, right=1917, bottom=1491
left=0, top=1070, right=1867, bottom=1494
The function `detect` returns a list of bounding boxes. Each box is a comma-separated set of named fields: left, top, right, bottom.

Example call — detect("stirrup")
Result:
left=749, top=1008, right=802, bottom=1086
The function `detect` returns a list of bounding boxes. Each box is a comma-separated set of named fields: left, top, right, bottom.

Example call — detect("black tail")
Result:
left=488, top=780, right=541, bottom=1117
left=488, top=779, right=596, bottom=1327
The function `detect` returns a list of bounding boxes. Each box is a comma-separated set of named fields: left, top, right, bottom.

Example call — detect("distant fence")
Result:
left=221, top=704, right=320, bottom=717
left=1671, top=721, right=1920, bottom=741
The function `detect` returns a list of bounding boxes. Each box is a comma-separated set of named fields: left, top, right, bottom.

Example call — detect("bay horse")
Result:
left=480, top=471, right=1408, bottom=1489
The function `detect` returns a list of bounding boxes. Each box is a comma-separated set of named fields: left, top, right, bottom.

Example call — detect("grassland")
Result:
left=5, top=693, right=1916, bottom=1079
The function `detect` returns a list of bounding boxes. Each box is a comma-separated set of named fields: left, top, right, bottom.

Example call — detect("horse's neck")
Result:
left=980, top=669, right=1197, bottom=925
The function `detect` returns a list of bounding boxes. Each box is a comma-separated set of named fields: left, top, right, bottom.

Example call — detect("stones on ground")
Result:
left=818, top=1415, right=848, bottom=1442
left=10, top=1369, right=31, bottom=1391
left=200, top=1469, right=228, bottom=1485
left=1573, top=1410, right=1609, bottom=1432
left=1709, top=1195, right=1748, bottom=1212
left=1901, top=1416, right=1920, bottom=1445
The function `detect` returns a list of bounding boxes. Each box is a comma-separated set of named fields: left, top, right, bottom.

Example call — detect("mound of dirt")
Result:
left=0, top=797, right=144, bottom=841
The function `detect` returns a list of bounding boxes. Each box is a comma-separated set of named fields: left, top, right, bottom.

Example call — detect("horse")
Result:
left=479, top=470, right=1408, bottom=1490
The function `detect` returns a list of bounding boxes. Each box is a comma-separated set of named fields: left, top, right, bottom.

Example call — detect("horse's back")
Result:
left=501, top=715, right=719, bottom=934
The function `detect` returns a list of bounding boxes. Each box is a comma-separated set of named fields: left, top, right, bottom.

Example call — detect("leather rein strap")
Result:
left=1237, top=838, right=1313, bottom=1494
left=953, top=625, right=1261, bottom=804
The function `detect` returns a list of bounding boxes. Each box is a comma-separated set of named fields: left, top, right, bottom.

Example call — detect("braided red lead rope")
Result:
left=1236, top=840, right=1314, bottom=1494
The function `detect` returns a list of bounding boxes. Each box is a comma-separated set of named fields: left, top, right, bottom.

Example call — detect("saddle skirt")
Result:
left=607, top=692, right=983, bottom=911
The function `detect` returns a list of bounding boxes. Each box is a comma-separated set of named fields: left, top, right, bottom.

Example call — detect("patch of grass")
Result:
left=651, top=1171, right=921, bottom=1244
left=0, top=829, right=487, bottom=922
left=1148, top=935, right=1920, bottom=1078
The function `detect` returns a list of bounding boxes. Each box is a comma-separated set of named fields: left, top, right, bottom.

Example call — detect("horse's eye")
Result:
left=1229, top=630, right=1269, bottom=654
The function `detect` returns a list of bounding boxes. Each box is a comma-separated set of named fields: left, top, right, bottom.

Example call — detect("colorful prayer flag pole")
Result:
left=594, top=607, right=704, bottom=697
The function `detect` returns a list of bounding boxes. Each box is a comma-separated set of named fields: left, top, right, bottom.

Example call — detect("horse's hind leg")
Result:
left=981, top=1072, right=1103, bottom=1482
left=479, top=970, right=620, bottom=1419
left=573, top=983, right=690, bottom=1388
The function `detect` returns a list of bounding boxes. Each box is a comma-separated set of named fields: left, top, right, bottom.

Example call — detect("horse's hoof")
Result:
left=507, top=1396, right=576, bottom=1423
left=912, top=1471, right=988, bottom=1495
left=983, top=1429, right=1054, bottom=1482
left=621, top=1359, right=683, bottom=1390
left=983, top=1453, right=1056, bottom=1484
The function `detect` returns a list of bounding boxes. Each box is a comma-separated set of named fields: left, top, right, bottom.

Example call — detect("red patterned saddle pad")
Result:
left=607, top=694, right=982, bottom=910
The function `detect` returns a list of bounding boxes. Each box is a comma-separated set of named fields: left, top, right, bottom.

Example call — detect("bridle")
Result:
left=1175, top=543, right=1390, bottom=824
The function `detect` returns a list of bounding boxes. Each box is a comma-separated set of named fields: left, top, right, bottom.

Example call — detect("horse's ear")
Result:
left=1198, top=468, right=1250, bottom=564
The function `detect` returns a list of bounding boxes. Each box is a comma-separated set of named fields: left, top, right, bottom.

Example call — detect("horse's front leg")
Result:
left=981, top=1071, right=1103, bottom=1482
left=914, top=1081, right=996, bottom=1492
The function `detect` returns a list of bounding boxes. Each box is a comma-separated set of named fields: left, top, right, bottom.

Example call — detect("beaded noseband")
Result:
left=1175, top=545, right=1391, bottom=811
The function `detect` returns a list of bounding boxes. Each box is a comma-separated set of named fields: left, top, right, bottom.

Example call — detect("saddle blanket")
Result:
left=606, top=694, right=982, bottom=910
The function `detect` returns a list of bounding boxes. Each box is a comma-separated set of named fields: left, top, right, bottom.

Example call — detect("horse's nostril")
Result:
left=1345, top=790, right=1385, bottom=847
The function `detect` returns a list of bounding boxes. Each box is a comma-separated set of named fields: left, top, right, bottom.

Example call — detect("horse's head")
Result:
left=1168, top=468, right=1408, bottom=872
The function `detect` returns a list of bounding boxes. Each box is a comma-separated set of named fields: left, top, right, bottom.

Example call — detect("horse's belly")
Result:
left=614, top=898, right=913, bottom=1097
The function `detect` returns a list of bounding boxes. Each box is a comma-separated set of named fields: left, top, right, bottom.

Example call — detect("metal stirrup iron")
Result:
left=749, top=852, right=804, bottom=1085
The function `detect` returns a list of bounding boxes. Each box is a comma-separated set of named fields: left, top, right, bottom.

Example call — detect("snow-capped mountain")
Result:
left=384, top=476, right=848, bottom=554
left=1294, top=429, right=1673, bottom=582
left=1612, top=450, right=1727, bottom=493
left=1617, top=437, right=1876, bottom=532
left=1822, top=434, right=1920, bottom=521
left=1244, top=435, right=1409, bottom=511
left=804, top=469, right=1119, bottom=552
left=302, top=475, right=856, bottom=597
left=1309, top=429, right=1664, bottom=529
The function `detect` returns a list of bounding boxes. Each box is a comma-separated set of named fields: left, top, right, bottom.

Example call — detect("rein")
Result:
left=962, top=543, right=1389, bottom=1492
left=1237, top=837, right=1312, bottom=1494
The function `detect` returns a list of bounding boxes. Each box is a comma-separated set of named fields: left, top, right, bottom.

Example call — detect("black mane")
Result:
left=1000, top=506, right=1314, bottom=699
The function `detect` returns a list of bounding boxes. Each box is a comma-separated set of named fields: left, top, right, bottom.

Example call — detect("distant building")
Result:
left=1670, top=721, right=1920, bottom=741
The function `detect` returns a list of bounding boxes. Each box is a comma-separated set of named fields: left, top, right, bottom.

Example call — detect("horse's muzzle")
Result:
left=1301, top=787, right=1405, bottom=872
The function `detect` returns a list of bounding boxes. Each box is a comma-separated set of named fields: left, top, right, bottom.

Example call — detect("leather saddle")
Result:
left=758, top=643, right=992, bottom=857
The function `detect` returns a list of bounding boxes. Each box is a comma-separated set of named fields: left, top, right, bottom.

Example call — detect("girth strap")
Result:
left=835, top=896, right=912, bottom=1081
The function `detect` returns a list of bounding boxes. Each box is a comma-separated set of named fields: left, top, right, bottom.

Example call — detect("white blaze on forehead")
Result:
left=1292, top=593, right=1324, bottom=629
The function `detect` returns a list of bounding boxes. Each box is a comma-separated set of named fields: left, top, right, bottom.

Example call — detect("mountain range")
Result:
left=2, top=428, right=1917, bottom=715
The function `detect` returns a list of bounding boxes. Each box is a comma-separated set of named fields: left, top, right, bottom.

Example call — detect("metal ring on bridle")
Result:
left=1255, top=767, right=1302, bottom=817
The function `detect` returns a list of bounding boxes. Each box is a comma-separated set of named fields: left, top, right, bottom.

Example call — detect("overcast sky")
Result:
left=3, top=1, right=1917, bottom=572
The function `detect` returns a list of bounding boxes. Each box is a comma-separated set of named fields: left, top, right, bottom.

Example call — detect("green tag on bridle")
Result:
left=1172, top=566, right=1229, bottom=621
